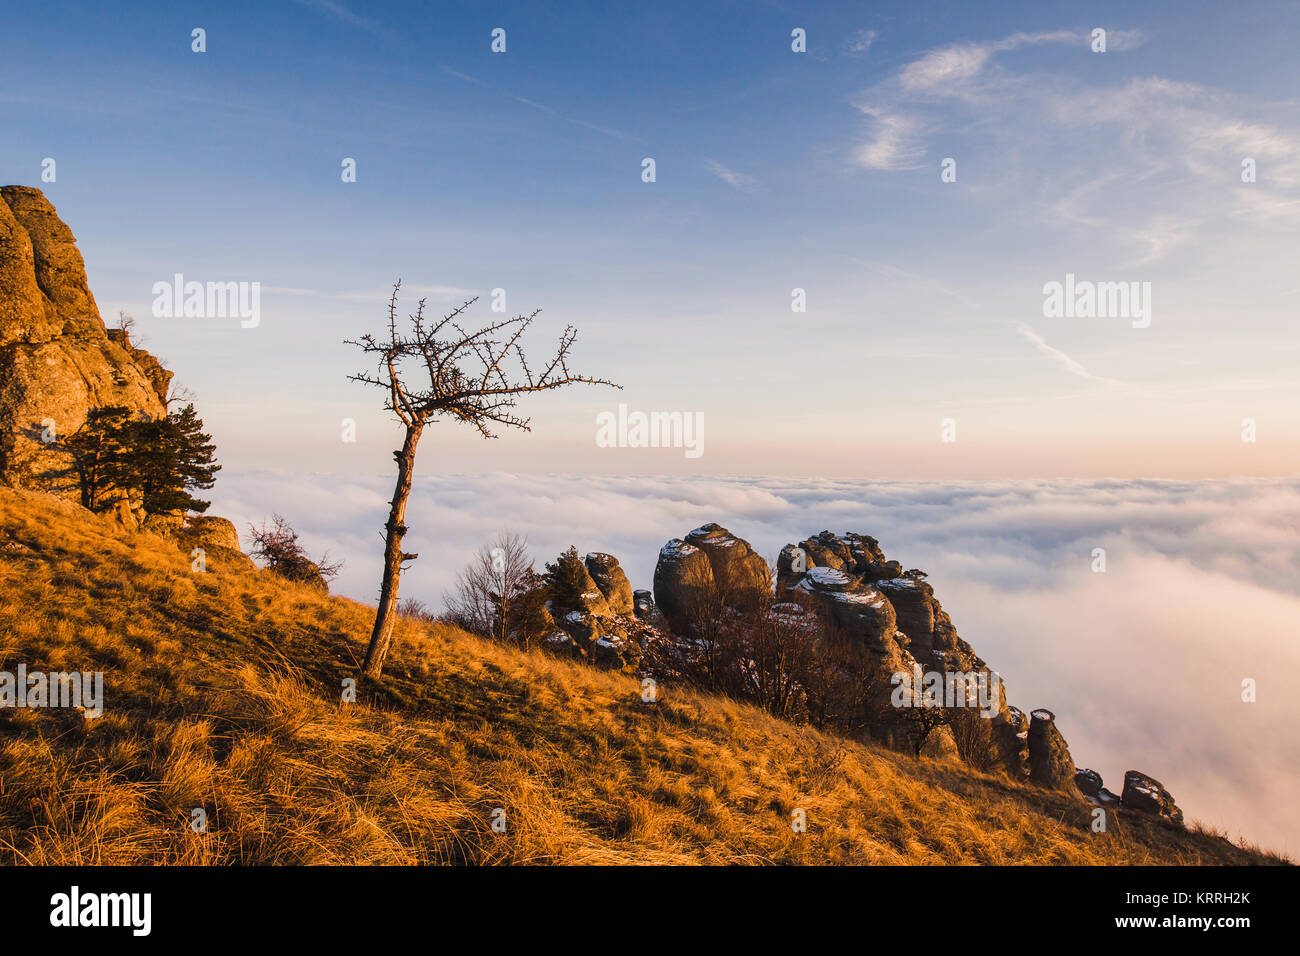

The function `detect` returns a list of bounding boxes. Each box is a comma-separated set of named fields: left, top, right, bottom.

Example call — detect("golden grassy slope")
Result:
left=0, top=487, right=1286, bottom=865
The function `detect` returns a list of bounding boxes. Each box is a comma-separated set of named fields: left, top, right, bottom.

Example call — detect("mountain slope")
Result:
left=0, top=487, right=1285, bottom=865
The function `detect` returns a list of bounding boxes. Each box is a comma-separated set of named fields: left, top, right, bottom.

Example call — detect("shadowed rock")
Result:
left=632, top=588, right=667, bottom=628
left=1027, top=709, right=1075, bottom=790
left=994, top=705, right=1029, bottom=778
left=652, top=537, right=714, bottom=629
left=1121, top=771, right=1184, bottom=827
left=584, top=552, right=634, bottom=615
left=1075, top=768, right=1104, bottom=800
left=919, top=724, right=960, bottom=761
left=793, top=565, right=898, bottom=652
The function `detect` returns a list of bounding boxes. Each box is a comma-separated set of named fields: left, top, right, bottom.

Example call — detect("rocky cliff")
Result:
left=0, top=186, right=171, bottom=508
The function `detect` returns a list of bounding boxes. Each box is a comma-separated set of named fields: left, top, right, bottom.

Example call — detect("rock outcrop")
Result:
left=544, top=547, right=673, bottom=674
left=0, top=186, right=170, bottom=503
left=1027, top=709, right=1075, bottom=790
left=792, top=566, right=898, bottom=653
left=683, top=523, right=770, bottom=595
left=584, top=552, right=634, bottom=615
left=1120, top=770, right=1184, bottom=827
left=176, top=515, right=255, bottom=572
left=0, top=187, right=252, bottom=570
left=771, top=528, right=1034, bottom=775
left=653, top=523, right=772, bottom=632
left=1074, top=768, right=1181, bottom=825
left=652, top=537, right=715, bottom=629
left=1074, top=767, right=1104, bottom=799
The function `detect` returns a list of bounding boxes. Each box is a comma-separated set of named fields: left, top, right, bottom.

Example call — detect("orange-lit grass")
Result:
left=0, top=488, right=1287, bottom=865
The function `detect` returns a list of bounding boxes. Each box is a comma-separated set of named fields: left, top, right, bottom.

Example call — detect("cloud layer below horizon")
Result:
left=209, top=472, right=1300, bottom=856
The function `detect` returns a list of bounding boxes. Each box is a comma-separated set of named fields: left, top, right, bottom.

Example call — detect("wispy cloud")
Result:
left=846, top=29, right=877, bottom=56
left=440, top=65, right=484, bottom=86
left=1008, top=323, right=1144, bottom=395
left=509, top=95, right=640, bottom=141
left=438, top=66, right=641, bottom=142
left=1015, top=322, right=1111, bottom=382
left=852, top=107, right=926, bottom=170
left=705, top=159, right=759, bottom=191
left=850, top=28, right=1300, bottom=262
left=897, top=30, right=1079, bottom=93
left=291, top=0, right=386, bottom=37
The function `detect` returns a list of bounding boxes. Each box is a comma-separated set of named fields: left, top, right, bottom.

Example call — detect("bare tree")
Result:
left=347, top=282, right=617, bottom=679
left=397, top=598, right=437, bottom=622
left=443, top=532, right=534, bottom=641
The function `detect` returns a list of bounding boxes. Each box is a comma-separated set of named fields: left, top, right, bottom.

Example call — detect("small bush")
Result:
left=248, top=514, right=341, bottom=586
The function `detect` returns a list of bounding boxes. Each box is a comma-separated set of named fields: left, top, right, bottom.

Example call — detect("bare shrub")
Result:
left=248, top=514, right=341, bottom=584
left=396, top=598, right=437, bottom=621
left=443, top=533, right=549, bottom=647
left=949, top=705, right=1001, bottom=772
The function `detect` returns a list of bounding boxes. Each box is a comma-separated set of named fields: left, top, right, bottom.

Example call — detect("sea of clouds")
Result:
left=209, top=472, right=1300, bottom=857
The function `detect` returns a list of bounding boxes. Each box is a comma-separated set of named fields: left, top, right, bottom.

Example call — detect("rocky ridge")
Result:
left=545, top=521, right=1183, bottom=830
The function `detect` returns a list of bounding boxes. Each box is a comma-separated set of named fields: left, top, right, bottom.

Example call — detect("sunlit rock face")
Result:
left=0, top=186, right=170, bottom=500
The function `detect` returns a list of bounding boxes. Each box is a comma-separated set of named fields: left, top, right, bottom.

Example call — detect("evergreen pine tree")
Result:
left=137, top=403, right=221, bottom=514
left=491, top=568, right=553, bottom=648
left=67, top=402, right=221, bottom=516
left=543, top=546, right=589, bottom=616
left=64, top=406, right=135, bottom=510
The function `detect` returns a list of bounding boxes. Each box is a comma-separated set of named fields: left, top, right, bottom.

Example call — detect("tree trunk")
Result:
left=361, top=422, right=423, bottom=679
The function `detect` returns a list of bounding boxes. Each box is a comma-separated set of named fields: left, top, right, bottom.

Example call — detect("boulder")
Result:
left=177, top=515, right=255, bottom=571
left=792, top=566, right=898, bottom=652
left=543, top=631, right=583, bottom=660
left=1027, top=709, right=1075, bottom=790
left=1074, top=768, right=1104, bottom=800
left=584, top=552, right=634, bottom=615
left=632, top=588, right=667, bottom=628
left=555, top=607, right=600, bottom=643
left=108, top=497, right=139, bottom=533
left=589, top=633, right=631, bottom=670
left=182, top=515, right=241, bottom=552
left=775, top=542, right=810, bottom=591
left=558, top=561, right=612, bottom=619
left=652, top=538, right=715, bottom=629
left=683, top=523, right=770, bottom=596
left=918, top=724, right=960, bottom=761
left=877, top=576, right=936, bottom=652
left=993, top=705, right=1029, bottom=777
left=1121, top=771, right=1184, bottom=827
left=549, top=606, right=644, bottom=674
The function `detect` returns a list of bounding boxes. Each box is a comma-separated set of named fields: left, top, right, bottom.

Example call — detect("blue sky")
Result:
left=3, top=0, right=1299, bottom=477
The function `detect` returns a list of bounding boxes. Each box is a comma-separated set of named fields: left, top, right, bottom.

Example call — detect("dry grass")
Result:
left=0, top=487, right=1287, bottom=865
